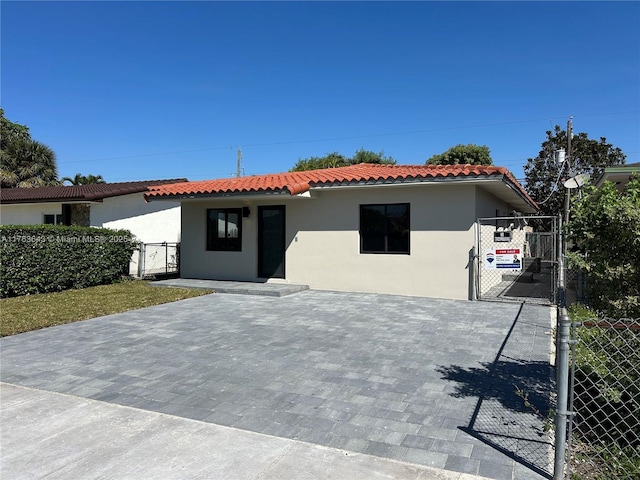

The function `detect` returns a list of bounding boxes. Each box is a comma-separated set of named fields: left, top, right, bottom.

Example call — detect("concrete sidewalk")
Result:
left=1, top=383, right=491, bottom=480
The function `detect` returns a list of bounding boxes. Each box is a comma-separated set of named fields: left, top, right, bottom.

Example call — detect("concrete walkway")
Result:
left=1, top=383, right=491, bottom=480
left=0, top=290, right=554, bottom=479
left=150, top=278, right=309, bottom=296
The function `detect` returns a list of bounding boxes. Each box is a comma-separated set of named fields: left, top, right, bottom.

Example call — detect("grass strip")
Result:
left=0, top=280, right=213, bottom=337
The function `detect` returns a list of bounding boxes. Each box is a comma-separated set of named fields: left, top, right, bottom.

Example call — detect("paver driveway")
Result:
left=0, top=290, right=554, bottom=480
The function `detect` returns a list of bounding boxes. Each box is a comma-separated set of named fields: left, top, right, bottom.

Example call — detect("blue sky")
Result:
left=2, top=1, right=639, bottom=184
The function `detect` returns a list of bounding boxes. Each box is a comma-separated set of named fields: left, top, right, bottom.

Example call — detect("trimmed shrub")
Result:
left=0, top=225, right=138, bottom=297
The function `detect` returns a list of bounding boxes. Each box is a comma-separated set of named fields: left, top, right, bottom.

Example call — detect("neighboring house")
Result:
left=0, top=179, right=187, bottom=274
left=146, top=164, right=538, bottom=300
left=594, top=162, right=640, bottom=190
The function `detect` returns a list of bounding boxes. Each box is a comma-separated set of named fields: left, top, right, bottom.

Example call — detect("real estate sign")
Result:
left=484, top=248, right=522, bottom=270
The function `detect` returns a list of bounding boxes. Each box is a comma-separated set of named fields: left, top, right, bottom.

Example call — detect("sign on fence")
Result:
left=484, top=248, right=522, bottom=271
left=476, top=215, right=557, bottom=303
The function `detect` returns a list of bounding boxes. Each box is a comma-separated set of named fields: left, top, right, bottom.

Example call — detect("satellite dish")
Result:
left=564, top=173, right=590, bottom=189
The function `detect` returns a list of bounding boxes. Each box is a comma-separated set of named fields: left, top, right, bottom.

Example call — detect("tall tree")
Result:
left=0, top=109, right=60, bottom=188
left=350, top=148, right=396, bottom=165
left=290, top=149, right=396, bottom=172
left=61, top=173, right=106, bottom=185
left=524, top=125, right=626, bottom=216
left=567, top=177, right=640, bottom=317
left=426, top=144, right=493, bottom=166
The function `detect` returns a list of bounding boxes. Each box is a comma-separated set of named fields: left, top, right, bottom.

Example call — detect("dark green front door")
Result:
left=258, top=205, right=286, bottom=278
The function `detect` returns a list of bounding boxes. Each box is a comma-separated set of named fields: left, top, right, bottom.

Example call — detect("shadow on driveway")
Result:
left=437, top=304, right=555, bottom=479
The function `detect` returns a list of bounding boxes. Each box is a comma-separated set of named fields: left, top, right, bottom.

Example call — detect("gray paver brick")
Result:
left=445, top=455, right=481, bottom=475
left=417, top=425, right=459, bottom=441
left=403, top=448, right=448, bottom=468
left=431, top=438, right=474, bottom=457
left=0, top=290, right=553, bottom=480
left=471, top=444, right=516, bottom=466
left=479, top=461, right=515, bottom=480
left=402, top=434, right=435, bottom=450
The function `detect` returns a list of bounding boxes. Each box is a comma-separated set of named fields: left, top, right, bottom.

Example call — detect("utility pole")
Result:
left=237, top=146, right=242, bottom=178
left=567, top=117, right=573, bottom=164
left=563, top=117, right=573, bottom=225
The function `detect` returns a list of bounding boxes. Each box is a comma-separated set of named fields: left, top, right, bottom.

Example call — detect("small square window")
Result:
left=207, top=208, right=242, bottom=251
left=360, top=203, right=410, bottom=254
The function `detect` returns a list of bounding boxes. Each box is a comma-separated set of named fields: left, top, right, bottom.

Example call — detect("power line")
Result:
left=57, top=110, right=639, bottom=165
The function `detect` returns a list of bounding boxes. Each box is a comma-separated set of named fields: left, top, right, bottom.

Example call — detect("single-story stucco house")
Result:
left=145, top=164, right=538, bottom=300
left=0, top=179, right=187, bottom=275
left=594, top=162, right=640, bottom=190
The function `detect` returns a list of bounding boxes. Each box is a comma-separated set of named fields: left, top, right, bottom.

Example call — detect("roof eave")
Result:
left=145, top=189, right=293, bottom=202
left=500, top=181, right=538, bottom=214
left=311, top=174, right=538, bottom=212
left=595, top=168, right=640, bottom=188
left=0, top=198, right=104, bottom=205
left=145, top=173, right=538, bottom=213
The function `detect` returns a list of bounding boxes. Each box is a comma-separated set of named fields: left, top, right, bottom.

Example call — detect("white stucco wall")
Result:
left=178, top=183, right=510, bottom=300
left=1, top=194, right=181, bottom=243
left=0, top=203, right=65, bottom=225
left=90, top=193, right=181, bottom=243
left=90, top=193, right=181, bottom=276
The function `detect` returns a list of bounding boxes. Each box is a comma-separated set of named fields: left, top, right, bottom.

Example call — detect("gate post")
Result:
left=469, top=245, right=477, bottom=300
left=554, top=215, right=570, bottom=479
left=554, top=307, right=572, bottom=479
left=137, top=242, right=145, bottom=278
left=475, top=219, right=482, bottom=300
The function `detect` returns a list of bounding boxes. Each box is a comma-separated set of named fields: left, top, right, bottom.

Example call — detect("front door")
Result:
left=258, top=205, right=286, bottom=278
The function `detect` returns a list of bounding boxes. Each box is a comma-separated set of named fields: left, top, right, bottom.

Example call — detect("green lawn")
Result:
left=0, top=280, right=213, bottom=337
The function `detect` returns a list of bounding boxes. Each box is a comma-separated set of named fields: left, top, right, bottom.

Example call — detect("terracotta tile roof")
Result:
left=146, top=164, right=537, bottom=210
left=1, top=179, right=188, bottom=204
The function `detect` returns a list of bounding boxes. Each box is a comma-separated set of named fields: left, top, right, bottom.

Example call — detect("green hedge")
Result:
left=0, top=225, right=138, bottom=298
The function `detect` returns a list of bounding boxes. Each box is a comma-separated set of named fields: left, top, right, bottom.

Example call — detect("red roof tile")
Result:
left=1, top=179, right=188, bottom=204
left=146, top=164, right=537, bottom=210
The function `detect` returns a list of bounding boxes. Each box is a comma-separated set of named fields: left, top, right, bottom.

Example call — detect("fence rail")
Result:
left=136, top=242, right=180, bottom=279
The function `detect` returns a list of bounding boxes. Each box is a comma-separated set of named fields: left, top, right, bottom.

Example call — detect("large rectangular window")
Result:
left=207, top=208, right=242, bottom=251
left=360, top=203, right=410, bottom=254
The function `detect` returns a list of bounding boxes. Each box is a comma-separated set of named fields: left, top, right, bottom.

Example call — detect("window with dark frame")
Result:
left=207, top=208, right=242, bottom=251
left=360, top=203, right=410, bottom=254
left=43, top=214, right=64, bottom=225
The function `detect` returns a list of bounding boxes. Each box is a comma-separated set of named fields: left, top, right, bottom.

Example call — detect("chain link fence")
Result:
left=136, top=242, right=180, bottom=279
left=566, top=316, right=640, bottom=479
left=476, top=215, right=557, bottom=304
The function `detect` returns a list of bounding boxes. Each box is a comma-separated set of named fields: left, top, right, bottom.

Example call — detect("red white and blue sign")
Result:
left=484, top=248, right=522, bottom=270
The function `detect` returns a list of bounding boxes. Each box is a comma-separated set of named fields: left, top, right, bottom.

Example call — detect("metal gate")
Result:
left=136, top=242, right=180, bottom=278
left=476, top=215, right=558, bottom=304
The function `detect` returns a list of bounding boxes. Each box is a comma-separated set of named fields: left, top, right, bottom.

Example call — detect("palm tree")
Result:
left=0, top=138, right=60, bottom=188
left=0, top=109, right=60, bottom=188
left=83, top=174, right=106, bottom=184
left=61, top=173, right=106, bottom=185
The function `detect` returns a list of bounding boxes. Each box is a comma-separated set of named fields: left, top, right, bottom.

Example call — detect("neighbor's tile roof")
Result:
left=146, top=163, right=536, bottom=208
left=1, top=179, right=188, bottom=204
